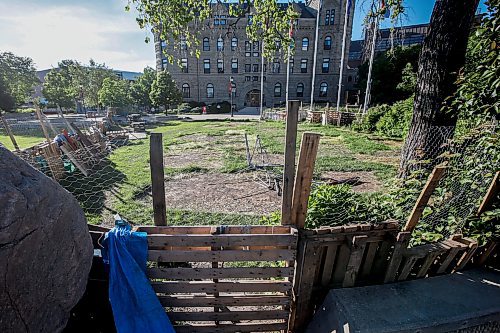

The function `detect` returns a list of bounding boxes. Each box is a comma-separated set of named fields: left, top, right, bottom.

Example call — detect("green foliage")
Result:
left=375, top=97, right=414, bottom=137
left=0, top=76, right=15, bottom=112
left=42, top=70, right=74, bottom=109
left=127, top=0, right=297, bottom=61
left=98, top=77, right=131, bottom=107
left=149, top=70, right=181, bottom=110
left=129, top=67, right=155, bottom=108
left=357, top=45, right=421, bottom=105
left=396, top=62, right=417, bottom=94
left=352, top=104, right=391, bottom=133
left=451, top=1, right=499, bottom=126
left=0, top=52, right=39, bottom=107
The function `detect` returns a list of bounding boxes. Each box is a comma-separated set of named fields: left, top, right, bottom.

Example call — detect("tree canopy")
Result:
left=42, top=70, right=74, bottom=110
left=98, top=77, right=131, bottom=108
left=129, top=66, right=155, bottom=109
left=0, top=76, right=15, bottom=112
left=0, top=52, right=39, bottom=107
left=149, top=70, right=181, bottom=110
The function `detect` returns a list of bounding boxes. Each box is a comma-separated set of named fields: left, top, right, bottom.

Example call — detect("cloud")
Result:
left=0, top=1, right=155, bottom=72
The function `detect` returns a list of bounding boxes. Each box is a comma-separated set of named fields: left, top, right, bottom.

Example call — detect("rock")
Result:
left=0, top=146, right=93, bottom=332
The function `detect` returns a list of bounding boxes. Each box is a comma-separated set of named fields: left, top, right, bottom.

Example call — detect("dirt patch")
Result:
left=356, top=151, right=400, bottom=166
left=165, top=172, right=281, bottom=215
left=320, top=171, right=383, bottom=193
left=165, top=150, right=224, bottom=170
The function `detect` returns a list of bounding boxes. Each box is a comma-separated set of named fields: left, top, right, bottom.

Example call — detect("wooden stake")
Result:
left=0, top=114, right=20, bottom=151
left=477, top=171, right=499, bottom=216
left=34, top=105, right=52, bottom=145
left=281, top=100, right=299, bottom=225
left=404, top=166, right=446, bottom=233
left=290, top=132, right=321, bottom=229
left=150, top=133, right=167, bottom=226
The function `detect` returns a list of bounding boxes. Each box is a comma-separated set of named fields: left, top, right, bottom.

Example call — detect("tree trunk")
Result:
left=399, top=0, right=479, bottom=177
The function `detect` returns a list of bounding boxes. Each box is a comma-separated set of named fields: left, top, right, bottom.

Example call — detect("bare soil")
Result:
left=320, top=171, right=383, bottom=193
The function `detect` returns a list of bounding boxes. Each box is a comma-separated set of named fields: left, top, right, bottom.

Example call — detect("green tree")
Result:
left=42, top=70, right=74, bottom=112
left=98, top=77, right=131, bottom=107
left=396, top=62, right=417, bottom=95
left=0, top=52, right=39, bottom=107
left=129, top=67, right=155, bottom=109
left=86, top=59, right=116, bottom=109
left=0, top=76, right=15, bottom=112
left=149, top=70, right=181, bottom=112
left=357, top=45, right=421, bottom=105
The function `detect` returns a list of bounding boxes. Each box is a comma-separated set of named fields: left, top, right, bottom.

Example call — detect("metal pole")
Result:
left=260, top=42, right=265, bottom=119
left=285, top=44, right=291, bottom=113
left=336, top=0, right=351, bottom=112
left=310, top=0, right=322, bottom=112
left=363, top=14, right=379, bottom=115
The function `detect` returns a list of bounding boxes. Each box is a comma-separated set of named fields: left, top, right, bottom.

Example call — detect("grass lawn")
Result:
left=84, top=120, right=401, bottom=226
left=0, top=132, right=46, bottom=150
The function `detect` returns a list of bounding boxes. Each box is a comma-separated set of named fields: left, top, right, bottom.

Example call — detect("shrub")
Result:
left=208, top=101, right=231, bottom=114
left=375, top=96, right=414, bottom=138
left=352, top=104, right=390, bottom=132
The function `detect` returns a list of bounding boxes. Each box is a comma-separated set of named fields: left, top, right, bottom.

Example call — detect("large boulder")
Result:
left=0, top=146, right=93, bottom=332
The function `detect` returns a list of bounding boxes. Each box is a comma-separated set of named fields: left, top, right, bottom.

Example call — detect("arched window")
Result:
left=180, top=36, right=187, bottom=50
left=182, top=84, right=190, bottom=98
left=231, top=37, right=238, bottom=51
left=274, top=83, right=282, bottom=97
left=324, top=36, right=332, bottom=50
left=207, top=83, right=214, bottom=98
left=302, top=37, right=309, bottom=51
left=217, top=37, right=224, bottom=51
left=319, top=82, right=328, bottom=97
left=296, top=83, right=304, bottom=98
left=203, top=37, right=210, bottom=51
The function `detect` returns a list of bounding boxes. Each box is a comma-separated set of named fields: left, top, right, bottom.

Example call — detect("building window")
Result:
left=245, top=76, right=251, bottom=81
left=203, top=59, right=210, bottom=74
left=231, top=59, right=238, bottom=73
left=302, top=38, right=309, bottom=51
left=180, top=36, right=187, bottom=50
left=248, top=15, right=253, bottom=25
left=322, top=58, right=330, bottom=73
left=289, top=58, right=294, bottom=73
left=320, top=82, right=328, bottom=97
left=274, top=83, right=282, bottom=97
left=300, top=59, right=308, bottom=73
left=231, top=37, right=238, bottom=51
left=324, top=36, right=332, bottom=50
left=325, top=10, right=330, bottom=25
left=203, top=38, right=210, bottom=51
left=161, top=40, right=167, bottom=49
left=252, top=76, right=259, bottom=81
left=182, top=83, right=190, bottom=98
left=348, top=75, right=353, bottom=82
left=206, top=83, right=214, bottom=98
left=272, top=59, right=280, bottom=73
left=253, top=41, right=259, bottom=57
left=252, top=64, right=259, bottom=72
left=245, top=41, right=251, bottom=57
left=181, top=58, right=188, bottom=73
left=296, top=83, right=304, bottom=98
left=245, top=64, right=251, bottom=73
left=217, top=37, right=224, bottom=51
left=161, top=58, right=168, bottom=69
left=217, top=59, right=224, bottom=73
left=330, top=9, right=335, bottom=25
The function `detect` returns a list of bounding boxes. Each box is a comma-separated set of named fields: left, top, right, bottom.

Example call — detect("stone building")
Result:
left=154, top=0, right=354, bottom=109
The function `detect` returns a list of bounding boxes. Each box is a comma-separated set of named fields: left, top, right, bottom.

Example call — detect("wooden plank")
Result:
left=398, top=256, right=418, bottom=281
left=159, top=295, right=290, bottom=307
left=170, top=311, right=288, bottom=322
left=148, top=267, right=294, bottom=280
left=282, top=100, right=299, bottom=225
left=436, top=239, right=466, bottom=274
left=342, top=235, right=369, bottom=287
left=147, top=234, right=296, bottom=248
left=174, top=322, right=288, bottom=333
left=148, top=249, right=295, bottom=262
left=453, top=237, right=479, bottom=272
left=361, top=241, right=379, bottom=277
left=290, top=132, right=321, bottom=228
left=404, top=166, right=447, bottom=232
left=332, top=243, right=351, bottom=284
left=150, top=133, right=167, bottom=226
left=151, top=280, right=292, bottom=294
left=0, top=114, right=19, bottom=151
left=371, top=238, right=393, bottom=278
left=34, top=104, right=53, bottom=145
left=416, top=251, right=440, bottom=278
left=477, top=171, right=499, bottom=216
left=476, top=241, right=497, bottom=266
left=60, top=143, right=89, bottom=176
left=320, top=244, right=338, bottom=286
left=138, top=225, right=292, bottom=234
left=383, top=232, right=411, bottom=283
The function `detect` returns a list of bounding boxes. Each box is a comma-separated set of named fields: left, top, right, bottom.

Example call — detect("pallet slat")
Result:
left=151, top=281, right=292, bottom=294
left=148, top=234, right=297, bottom=248
left=148, top=249, right=295, bottom=262
left=173, top=322, right=288, bottom=333
left=159, top=295, right=290, bottom=307
left=138, top=225, right=293, bottom=234
left=148, top=267, right=294, bottom=280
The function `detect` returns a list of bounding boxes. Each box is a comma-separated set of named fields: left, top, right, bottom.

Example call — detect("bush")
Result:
left=375, top=97, right=414, bottom=138
left=352, top=104, right=391, bottom=132
left=188, top=101, right=206, bottom=108
left=190, top=107, right=202, bottom=114
left=207, top=101, right=231, bottom=114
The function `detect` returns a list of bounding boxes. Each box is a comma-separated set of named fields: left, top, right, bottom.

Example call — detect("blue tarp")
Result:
left=102, top=222, right=175, bottom=333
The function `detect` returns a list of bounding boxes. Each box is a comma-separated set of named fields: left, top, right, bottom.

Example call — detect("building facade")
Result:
left=154, top=0, right=354, bottom=109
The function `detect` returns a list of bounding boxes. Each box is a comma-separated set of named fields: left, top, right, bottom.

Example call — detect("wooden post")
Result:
left=150, top=133, right=167, bottom=226
left=290, top=132, right=321, bottom=229
left=404, top=166, right=447, bottom=233
left=281, top=100, right=299, bottom=225
left=34, top=105, right=52, bottom=145
left=0, top=114, right=20, bottom=151
left=477, top=171, right=499, bottom=216
left=384, top=231, right=411, bottom=283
